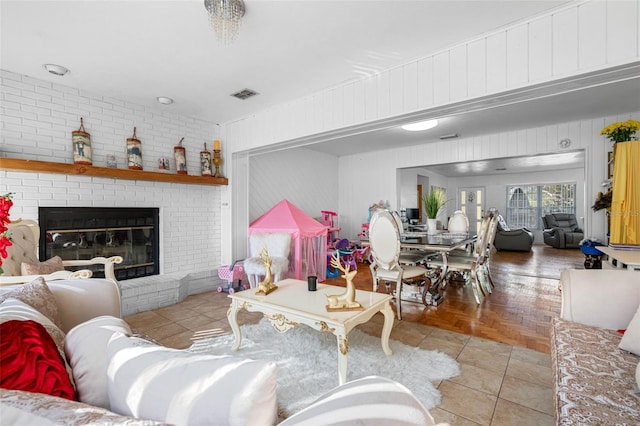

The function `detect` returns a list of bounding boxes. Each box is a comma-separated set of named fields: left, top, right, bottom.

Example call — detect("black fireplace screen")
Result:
left=38, top=207, right=159, bottom=281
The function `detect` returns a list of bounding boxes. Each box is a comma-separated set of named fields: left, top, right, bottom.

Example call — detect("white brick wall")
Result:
left=1, top=70, right=224, bottom=281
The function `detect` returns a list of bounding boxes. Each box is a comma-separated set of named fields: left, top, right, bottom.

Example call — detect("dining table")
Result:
left=399, top=231, right=477, bottom=305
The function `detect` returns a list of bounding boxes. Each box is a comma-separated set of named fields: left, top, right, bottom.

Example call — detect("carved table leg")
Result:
left=380, top=301, right=394, bottom=356
left=336, top=332, right=349, bottom=385
left=227, top=299, right=242, bottom=351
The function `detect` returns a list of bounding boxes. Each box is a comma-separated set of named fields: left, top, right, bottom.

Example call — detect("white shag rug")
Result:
left=190, top=318, right=460, bottom=419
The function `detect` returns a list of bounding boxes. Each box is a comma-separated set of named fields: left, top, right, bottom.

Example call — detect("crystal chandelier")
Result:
left=204, top=0, right=246, bottom=45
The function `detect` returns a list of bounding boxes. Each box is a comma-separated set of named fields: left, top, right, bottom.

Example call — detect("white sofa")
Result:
left=0, top=277, right=441, bottom=426
left=552, top=269, right=640, bottom=424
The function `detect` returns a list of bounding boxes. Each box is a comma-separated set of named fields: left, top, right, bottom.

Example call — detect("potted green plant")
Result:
left=422, top=188, right=447, bottom=234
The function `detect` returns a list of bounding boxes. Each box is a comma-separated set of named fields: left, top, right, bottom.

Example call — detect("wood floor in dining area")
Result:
left=325, top=244, right=585, bottom=354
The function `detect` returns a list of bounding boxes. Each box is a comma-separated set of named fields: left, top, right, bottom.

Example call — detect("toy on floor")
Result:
left=217, top=261, right=248, bottom=294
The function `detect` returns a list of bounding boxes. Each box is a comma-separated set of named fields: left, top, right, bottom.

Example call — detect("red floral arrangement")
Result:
left=0, top=193, right=13, bottom=275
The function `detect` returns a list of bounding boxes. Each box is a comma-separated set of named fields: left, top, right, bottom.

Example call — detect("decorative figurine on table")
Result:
left=255, top=246, right=278, bottom=295
left=325, top=252, right=363, bottom=312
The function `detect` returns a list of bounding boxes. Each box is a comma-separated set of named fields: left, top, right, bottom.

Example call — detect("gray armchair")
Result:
left=542, top=213, right=583, bottom=249
left=493, top=215, right=534, bottom=252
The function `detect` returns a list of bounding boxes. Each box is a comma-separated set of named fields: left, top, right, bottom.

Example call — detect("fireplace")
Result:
left=38, top=207, right=160, bottom=281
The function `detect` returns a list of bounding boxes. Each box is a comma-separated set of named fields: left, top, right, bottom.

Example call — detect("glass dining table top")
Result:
left=400, top=231, right=477, bottom=251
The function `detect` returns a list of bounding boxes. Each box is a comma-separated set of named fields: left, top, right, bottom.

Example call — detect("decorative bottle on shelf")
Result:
left=174, top=137, right=188, bottom=175
left=72, top=117, right=92, bottom=165
left=126, top=127, right=143, bottom=170
left=200, top=142, right=212, bottom=176
left=213, top=139, right=223, bottom=178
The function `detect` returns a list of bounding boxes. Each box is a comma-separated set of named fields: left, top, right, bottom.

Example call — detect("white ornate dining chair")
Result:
left=368, top=210, right=427, bottom=320
left=447, top=210, right=469, bottom=233
left=390, top=211, right=434, bottom=266
left=243, top=232, right=291, bottom=288
left=428, top=209, right=498, bottom=304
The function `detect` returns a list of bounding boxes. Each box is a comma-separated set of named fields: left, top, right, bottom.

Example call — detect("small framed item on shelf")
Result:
left=126, top=127, right=143, bottom=170
left=158, top=157, right=170, bottom=172
left=72, top=117, right=92, bottom=165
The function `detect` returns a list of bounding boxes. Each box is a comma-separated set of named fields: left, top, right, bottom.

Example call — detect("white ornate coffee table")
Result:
left=227, top=278, right=394, bottom=385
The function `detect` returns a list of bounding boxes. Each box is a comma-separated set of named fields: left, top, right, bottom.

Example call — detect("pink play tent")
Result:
left=249, top=199, right=328, bottom=281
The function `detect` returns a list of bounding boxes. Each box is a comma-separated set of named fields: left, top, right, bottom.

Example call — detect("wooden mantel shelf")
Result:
left=0, top=158, right=228, bottom=186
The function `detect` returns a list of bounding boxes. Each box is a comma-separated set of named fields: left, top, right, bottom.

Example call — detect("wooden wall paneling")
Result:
left=417, top=56, right=434, bottom=108
left=578, top=0, right=606, bottom=70
left=353, top=80, right=366, bottom=124
left=467, top=38, right=487, bottom=98
left=389, top=66, right=404, bottom=116
left=506, top=24, right=529, bottom=87
left=331, top=86, right=344, bottom=129
left=606, top=0, right=638, bottom=62
left=403, top=61, right=418, bottom=112
left=343, top=83, right=355, bottom=126
left=553, top=7, right=579, bottom=76
left=486, top=32, right=507, bottom=93
left=526, top=129, right=538, bottom=155
left=450, top=44, right=468, bottom=101
left=378, top=69, right=391, bottom=118
left=505, top=131, right=519, bottom=157
left=364, top=75, right=378, bottom=121
left=547, top=125, right=560, bottom=154
left=529, top=16, right=553, bottom=83
left=322, top=89, right=333, bottom=131
left=311, top=93, right=324, bottom=135
left=433, top=51, right=451, bottom=105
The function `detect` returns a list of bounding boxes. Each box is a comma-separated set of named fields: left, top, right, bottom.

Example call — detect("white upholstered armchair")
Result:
left=243, top=232, right=291, bottom=288
left=0, top=219, right=122, bottom=285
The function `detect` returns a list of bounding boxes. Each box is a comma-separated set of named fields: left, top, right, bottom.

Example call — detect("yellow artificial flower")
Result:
left=600, top=119, right=640, bottom=143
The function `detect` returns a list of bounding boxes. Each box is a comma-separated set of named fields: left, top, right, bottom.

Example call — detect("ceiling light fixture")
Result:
left=43, top=64, right=69, bottom=76
left=401, top=119, right=438, bottom=132
left=157, top=96, right=174, bottom=105
left=204, top=0, right=246, bottom=45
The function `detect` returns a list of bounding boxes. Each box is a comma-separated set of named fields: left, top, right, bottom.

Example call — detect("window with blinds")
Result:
left=506, top=183, right=576, bottom=229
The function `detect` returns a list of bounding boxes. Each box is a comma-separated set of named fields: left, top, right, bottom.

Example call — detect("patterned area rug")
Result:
left=190, top=318, right=460, bottom=419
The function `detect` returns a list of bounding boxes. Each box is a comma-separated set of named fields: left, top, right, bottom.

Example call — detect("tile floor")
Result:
left=125, top=290, right=554, bottom=426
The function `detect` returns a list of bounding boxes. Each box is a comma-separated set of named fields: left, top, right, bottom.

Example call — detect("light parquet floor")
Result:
left=324, top=244, right=585, bottom=354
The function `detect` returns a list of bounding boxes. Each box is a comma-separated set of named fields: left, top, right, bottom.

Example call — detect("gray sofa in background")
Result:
left=493, top=215, right=534, bottom=252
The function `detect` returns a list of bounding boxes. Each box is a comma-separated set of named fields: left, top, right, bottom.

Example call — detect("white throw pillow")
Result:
left=106, top=333, right=278, bottom=426
left=64, top=316, right=132, bottom=409
left=619, top=305, right=640, bottom=356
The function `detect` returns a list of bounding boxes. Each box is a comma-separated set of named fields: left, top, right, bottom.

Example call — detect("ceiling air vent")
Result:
left=231, top=88, right=259, bottom=100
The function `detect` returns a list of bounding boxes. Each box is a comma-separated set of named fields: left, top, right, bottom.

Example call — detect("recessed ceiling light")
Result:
left=157, top=96, right=174, bottom=105
left=43, top=64, right=69, bottom=76
left=401, top=119, right=438, bottom=132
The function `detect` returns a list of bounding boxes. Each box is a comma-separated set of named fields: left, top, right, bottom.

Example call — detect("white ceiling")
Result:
left=2, top=0, right=639, bottom=174
left=2, top=0, right=570, bottom=124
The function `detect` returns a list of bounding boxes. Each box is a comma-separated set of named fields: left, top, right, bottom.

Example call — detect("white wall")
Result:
left=0, top=70, right=223, bottom=276
left=248, top=147, right=339, bottom=223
